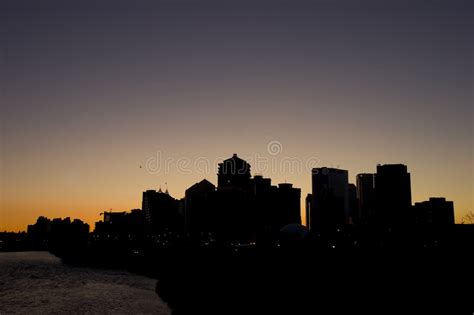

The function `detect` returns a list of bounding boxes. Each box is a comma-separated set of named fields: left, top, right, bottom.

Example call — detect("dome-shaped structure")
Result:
left=217, top=153, right=251, bottom=189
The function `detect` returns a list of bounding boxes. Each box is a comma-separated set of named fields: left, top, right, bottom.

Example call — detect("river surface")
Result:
left=0, top=251, right=171, bottom=314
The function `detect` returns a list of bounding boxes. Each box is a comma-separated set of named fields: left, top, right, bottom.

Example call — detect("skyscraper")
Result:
left=142, top=189, right=180, bottom=235
left=251, top=176, right=301, bottom=243
left=216, top=154, right=254, bottom=242
left=217, top=153, right=251, bottom=189
left=356, top=173, right=376, bottom=224
left=348, top=183, right=358, bottom=224
left=374, top=164, right=412, bottom=226
left=213, top=154, right=303, bottom=243
left=275, top=183, right=301, bottom=227
left=184, top=179, right=217, bottom=239
left=311, top=167, right=349, bottom=231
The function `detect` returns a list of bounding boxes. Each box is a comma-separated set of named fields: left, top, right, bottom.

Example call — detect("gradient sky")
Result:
left=1, top=0, right=473, bottom=231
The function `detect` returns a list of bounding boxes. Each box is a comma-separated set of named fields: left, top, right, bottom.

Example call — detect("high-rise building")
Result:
left=356, top=173, right=375, bottom=224
left=142, top=189, right=181, bottom=235
left=311, top=167, right=349, bottom=231
left=414, top=198, right=455, bottom=225
left=185, top=179, right=217, bottom=239
left=251, top=175, right=274, bottom=241
left=217, top=153, right=251, bottom=189
left=250, top=176, right=301, bottom=243
left=215, top=154, right=254, bottom=242
left=374, top=164, right=412, bottom=225
left=144, top=154, right=303, bottom=244
left=275, top=183, right=301, bottom=227
left=217, top=154, right=304, bottom=243
left=348, top=183, right=358, bottom=224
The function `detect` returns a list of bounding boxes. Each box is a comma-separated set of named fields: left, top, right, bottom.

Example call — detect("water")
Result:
left=0, top=252, right=171, bottom=314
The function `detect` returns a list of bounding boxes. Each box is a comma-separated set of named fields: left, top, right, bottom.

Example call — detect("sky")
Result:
left=1, top=0, right=473, bottom=231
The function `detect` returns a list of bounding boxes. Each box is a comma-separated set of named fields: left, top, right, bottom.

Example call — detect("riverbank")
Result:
left=4, top=223, right=474, bottom=314
left=0, top=251, right=171, bottom=314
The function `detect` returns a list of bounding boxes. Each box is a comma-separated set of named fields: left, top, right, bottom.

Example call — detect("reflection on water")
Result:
left=0, top=251, right=170, bottom=314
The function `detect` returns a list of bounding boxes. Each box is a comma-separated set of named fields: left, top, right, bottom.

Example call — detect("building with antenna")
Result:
left=142, top=189, right=182, bottom=235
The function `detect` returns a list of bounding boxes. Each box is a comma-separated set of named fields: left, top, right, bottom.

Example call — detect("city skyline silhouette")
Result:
left=7, top=152, right=473, bottom=314
left=2, top=149, right=469, bottom=232
left=20, top=153, right=459, bottom=235
left=1, top=1, right=473, bottom=313
left=1, top=0, right=472, bottom=232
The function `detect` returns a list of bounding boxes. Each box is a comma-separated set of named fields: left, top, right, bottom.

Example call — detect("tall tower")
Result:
left=356, top=173, right=376, bottom=224
left=142, top=189, right=180, bottom=234
left=215, top=154, right=253, bottom=242
left=217, top=153, right=251, bottom=189
left=311, top=167, right=349, bottom=231
left=374, top=164, right=412, bottom=225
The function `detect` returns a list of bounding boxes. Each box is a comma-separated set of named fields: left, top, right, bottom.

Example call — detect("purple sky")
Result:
left=1, top=0, right=472, bottom=230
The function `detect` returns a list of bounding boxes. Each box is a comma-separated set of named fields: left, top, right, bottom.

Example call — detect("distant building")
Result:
left=374, top=164, right=412, bottom=225
left=142, top=189, right=181, bottom=235
left=27, top=216, right=89, bottom=253
left=218, top=153, right=251, bottom=189
left=305, top=193, right=312, bottom=229
left=181, top=154, right=302, bottom=244
left=414, top=198, right=455, bottom=225
left=48, top=217, right=89, bottom=254
left=251, top=175, right=275, bottom=242
left=177, top=198, right=186, bottom=228
left=348, top=183, right=358, bottom=224
left=103, top=211, right=127, bottom=224
left=276, top=183, right=301, bottom=227
left=215, top=155, right=254, bottom=242
left=185, top=179, right=217, bottom=239
left=27, top=216, right=51, bottom=249
left=95, top=209, right=145, bottom=240
left=356, top=174, right=376, bottom=224
left=311, top=167, right=349, bottom=231
left=250, top=176, right=301, bottom=243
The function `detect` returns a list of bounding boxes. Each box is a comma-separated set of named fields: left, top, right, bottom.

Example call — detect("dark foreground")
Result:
left=4, top=225, right=473, bottom=314
left=153, top=246, right=473, bottom=315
